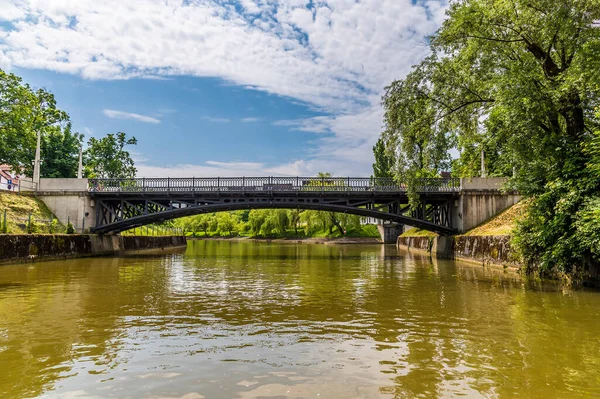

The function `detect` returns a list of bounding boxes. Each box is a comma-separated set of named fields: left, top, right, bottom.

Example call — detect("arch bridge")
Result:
left=88, top=177, right=461, bottom=235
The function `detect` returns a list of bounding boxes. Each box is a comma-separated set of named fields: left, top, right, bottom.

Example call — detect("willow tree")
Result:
left=382, top=0, right=600, bottom=275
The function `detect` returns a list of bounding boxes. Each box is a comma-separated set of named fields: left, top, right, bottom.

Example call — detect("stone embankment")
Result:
left=0, top=235, right=187, bottom=263
left=397, top=235, right=519, bottom=269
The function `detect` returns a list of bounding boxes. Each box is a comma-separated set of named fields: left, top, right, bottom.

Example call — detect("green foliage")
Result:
left=585, top=129, right=600, bottom=177
left=0, top=69, right=70, bottom=172
left=41, top=123, right=84, bottom=178
left=27, top=216, right=39, bottom=234
left=371, top=137, right=395, bottom=178
left=1, top=211, right=7, bottom=234
left=383, top=0, right=600, bottom=190
left=383, top=0, right=600, bottom=276
left=513, top=178, right=600, bottom=276
left=216, top=212, right=238, bottom=236
left=48, top=219, right=59, bottom=234
left=175, top=207, right=371, bottom=239
left=513, top=107, right=600, bottom=276
left=85, top=132, right=137, bottom=179
left=66, top=222, right=75, bottom=235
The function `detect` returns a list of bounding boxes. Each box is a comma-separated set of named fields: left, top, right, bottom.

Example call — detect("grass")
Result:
left=399, top=201, right=529, bottom=238
left=462, top=200, right=529, bottom=236
left=0, top=191, right=62, bottom=234
left=400, top=227, right=438, bottom=237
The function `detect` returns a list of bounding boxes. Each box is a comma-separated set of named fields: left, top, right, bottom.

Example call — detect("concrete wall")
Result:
left=397, top=235, right=519, bottom=268
left=38, top=178, right=89, bottom=192
left=460, top=177, right=507, bottom=190
left=453, top=192, right=522, bottom=232
left=27, top=178, right=95, bottom=233
left=449, top=178, right=522, bottom=233
left=377, top=223, right=403, bottom=244
left=39, top=193, right=95, bottom=233
left=0, top=235, right=187, bottom=263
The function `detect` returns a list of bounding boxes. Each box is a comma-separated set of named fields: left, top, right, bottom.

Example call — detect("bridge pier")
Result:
left=377, top=223, right=403, bottom=244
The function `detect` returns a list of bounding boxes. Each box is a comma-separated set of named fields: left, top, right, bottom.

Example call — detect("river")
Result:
left=0, top=240, right=599, bottom=398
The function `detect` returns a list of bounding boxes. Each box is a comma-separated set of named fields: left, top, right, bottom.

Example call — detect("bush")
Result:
left=49, top=219, right=59, bottom=234
left=513, top=178, right=600, bottom=277
left=66, top=222, right=75, bottom=234
left=27, top=216, right=39, bottom=234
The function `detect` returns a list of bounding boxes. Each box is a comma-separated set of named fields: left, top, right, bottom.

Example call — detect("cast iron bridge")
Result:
left=89, top=177, right=461, bottom=235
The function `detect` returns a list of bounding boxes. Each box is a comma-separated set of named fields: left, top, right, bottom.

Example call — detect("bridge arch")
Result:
left=91, top=200, right=456, bottom=235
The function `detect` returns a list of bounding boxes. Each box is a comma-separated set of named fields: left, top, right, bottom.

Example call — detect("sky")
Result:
left=0, top=0, right=448, bottom=177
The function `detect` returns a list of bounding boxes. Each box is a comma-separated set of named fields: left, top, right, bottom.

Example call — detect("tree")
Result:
left=287, top=209, right=302, bottom=235
left=85, top=132, right=137, bottom=179
left=41, top=123, right=84, bottom=178
left=371, top=137, right=395, bottom=179
left=383, top=0, right=600, bottom=194
left=195, top=215, right=210, bottom=237
left=382, top=0, right=600, bottom=276
left=0, top=69, right=69, bottom=173
left=217, top=212, right=238, bottom=236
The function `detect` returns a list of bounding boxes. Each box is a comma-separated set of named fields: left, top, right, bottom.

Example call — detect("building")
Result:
left=0, top=165, right=20, bottom=192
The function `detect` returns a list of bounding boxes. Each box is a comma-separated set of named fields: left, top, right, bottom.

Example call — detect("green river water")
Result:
left=0, top=240, right=599, bottom=398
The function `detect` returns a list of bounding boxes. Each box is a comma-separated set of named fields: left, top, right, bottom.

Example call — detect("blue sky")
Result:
left=0, top=0, right=448, bottom=177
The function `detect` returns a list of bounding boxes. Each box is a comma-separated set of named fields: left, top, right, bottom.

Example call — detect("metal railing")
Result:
left=88, top=177, right=460, bottom=194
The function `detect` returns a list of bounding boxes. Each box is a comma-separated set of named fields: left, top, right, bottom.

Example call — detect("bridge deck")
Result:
left=88, top=177, right=460, bottom=194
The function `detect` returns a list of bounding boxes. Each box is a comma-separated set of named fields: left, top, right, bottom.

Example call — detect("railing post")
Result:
left=167, top=177, right=170, bottom=193
left=143, top=177, right=146, bottom=193
left=243, top=176, right=245, bottom=193
left=218, top=177, right=220, bottom=192
left=192, top=177, right=195, bottom=193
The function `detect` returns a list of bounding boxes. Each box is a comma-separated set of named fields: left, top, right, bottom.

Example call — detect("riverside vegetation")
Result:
left=377, top=0, right=600, bottom=280
left=172, top=209, right=380, bottom=239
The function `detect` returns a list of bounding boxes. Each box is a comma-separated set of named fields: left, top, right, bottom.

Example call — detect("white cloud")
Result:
left=0, top=0, right=27, bottom=21
left=241, top=117, right=260, bottom=123
left=103, top=109, right=161, bottom=124
left=0, top=0, right=448, bottom=175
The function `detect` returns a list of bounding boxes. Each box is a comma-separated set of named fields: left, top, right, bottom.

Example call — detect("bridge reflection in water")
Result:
left=89, top=177, right=460, bottom=235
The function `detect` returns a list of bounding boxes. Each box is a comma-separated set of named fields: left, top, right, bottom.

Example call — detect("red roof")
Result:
left=0, top=165, right=19, bottom=183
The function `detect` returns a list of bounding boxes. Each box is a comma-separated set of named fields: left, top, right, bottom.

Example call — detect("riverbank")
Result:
left=0, top=235, right=187, bottom=264
left=188, top=236, right=382, bottom=244
left=397, top=235, right=519, bottom=269
left=398, top=202, right=600, bottom=286
left=398, top=203, right=524, bottom=269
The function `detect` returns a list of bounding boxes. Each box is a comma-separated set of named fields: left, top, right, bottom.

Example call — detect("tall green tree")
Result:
left=41, top=123, right=84, bottom=178
left=371, top=137, right=395, bottom=179
left=0, top=69, right=69, bottom=172
left=382, top=0, right=600, bottom=276
left=85, top=132, right=137, bottom=179
left=383, top=0, right=600, bottom=194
